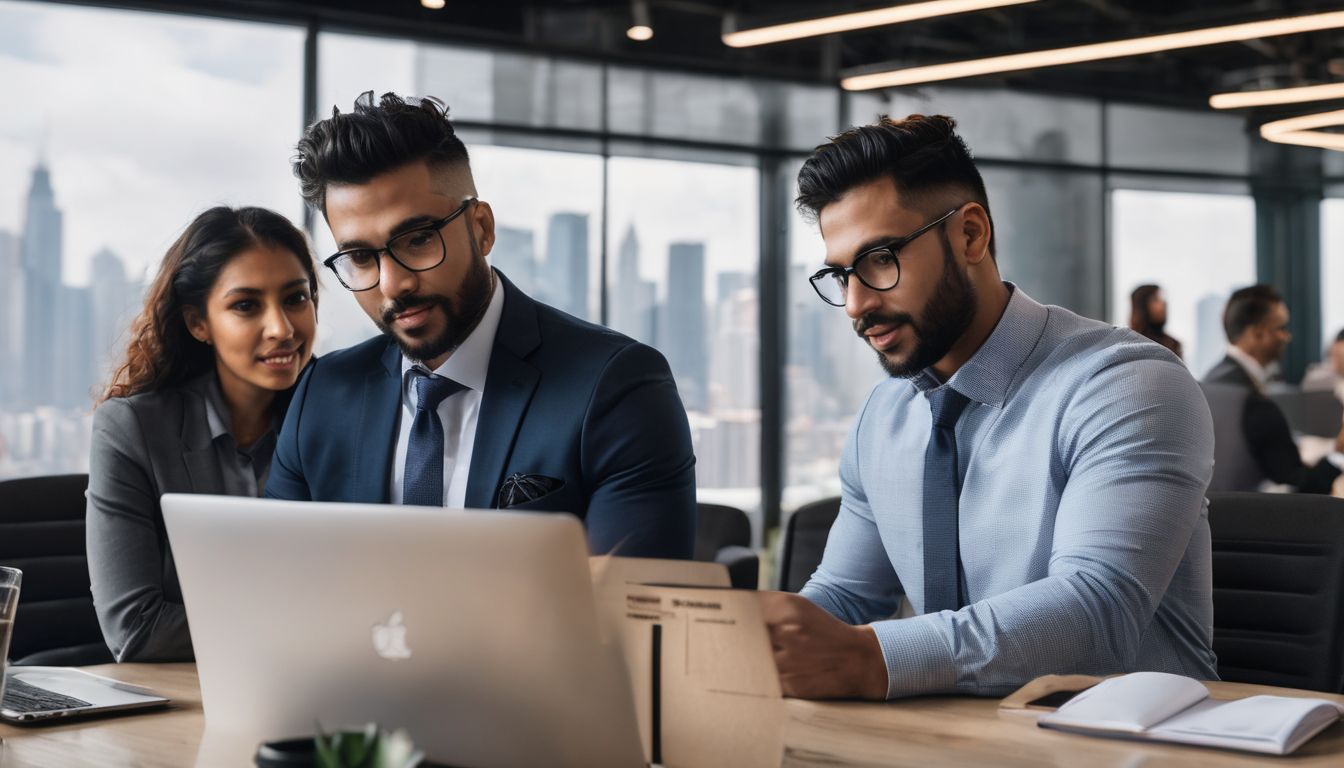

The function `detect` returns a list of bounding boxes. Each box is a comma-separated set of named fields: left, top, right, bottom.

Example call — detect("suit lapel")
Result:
left=466, top=273, right=541, bottom=509
left=353, top=340, right=404, bottom=503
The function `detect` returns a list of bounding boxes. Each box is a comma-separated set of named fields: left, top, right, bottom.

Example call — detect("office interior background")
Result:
left=1, top=0, right=1341, bottom=542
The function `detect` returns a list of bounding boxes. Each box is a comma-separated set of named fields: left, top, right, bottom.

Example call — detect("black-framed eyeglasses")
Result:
left=323, top=197, right=477, bottom=292
left=809, top=205, right=963, bottom=307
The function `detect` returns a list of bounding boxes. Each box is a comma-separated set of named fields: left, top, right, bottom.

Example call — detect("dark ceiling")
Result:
left=68, top=0, right=1344, bottom=111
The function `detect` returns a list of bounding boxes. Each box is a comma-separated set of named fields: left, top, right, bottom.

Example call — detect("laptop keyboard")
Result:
left=3, top=677, right=93, bottom=713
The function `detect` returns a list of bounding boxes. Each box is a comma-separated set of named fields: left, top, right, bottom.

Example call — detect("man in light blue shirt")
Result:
left=763, top=115, right=1217, bottom=700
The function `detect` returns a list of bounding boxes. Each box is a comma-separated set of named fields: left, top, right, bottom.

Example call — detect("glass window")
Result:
left=604, top=154, right=762, bottom=521
left=468, top=144, right=604, bottom=322
left=1110, top=189, right=1256, bottom=378
left=982, top=168, right=1106, bottom=320
left=1106, top=103, right=1251, bottom=175
left=881, top=86, right=1103, bottom=166
left=0, top=0, right=304, bottom=478
left=316, top=34, right=605, bottom=349
left=608, top=68, right=762, bottom=147
left=783, top=162, right=881, bottom=511
left=1323, top=198, right=1344, bottom=349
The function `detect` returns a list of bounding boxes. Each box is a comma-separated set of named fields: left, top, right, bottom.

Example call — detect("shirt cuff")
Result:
left=1326, top=451, right=1344, bottom=472
left=870, top=615, right=958, bottom=699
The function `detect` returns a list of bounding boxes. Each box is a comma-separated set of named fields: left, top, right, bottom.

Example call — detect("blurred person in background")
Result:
left=1129, top=284, right=1183, bottom=360
left=1302, top=328, right=1344, bottom=402
left=87, top=207, right=319, bottom=662
left=1204, top=285, right=1344, bottom=494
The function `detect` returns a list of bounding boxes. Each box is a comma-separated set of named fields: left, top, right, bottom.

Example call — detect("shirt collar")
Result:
left=401, top=271, right=505, bottom=395
left=909, top=283, right=1049, bottom=409
left=190, top=371, right=279, bottom=451
left=189, top=372, right=231, bottom=441
left=1225, top=345, right=1270, bottom=388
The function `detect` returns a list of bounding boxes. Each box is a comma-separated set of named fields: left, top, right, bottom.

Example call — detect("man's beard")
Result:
left=375, top=233, right=494, bottom=365
left=853, top=231, right=977, bottom=379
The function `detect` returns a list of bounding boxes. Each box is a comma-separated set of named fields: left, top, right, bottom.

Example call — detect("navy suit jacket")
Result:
left=1204, top=355, right=1341, bottom=494
left=266, top=271, right=697, bottom=558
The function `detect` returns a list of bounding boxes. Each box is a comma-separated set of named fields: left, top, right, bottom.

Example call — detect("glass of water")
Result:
left=0, top=567, right=22, bottom=704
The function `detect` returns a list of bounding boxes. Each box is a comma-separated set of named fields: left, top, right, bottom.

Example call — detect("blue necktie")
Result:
left=402, top=370, right=467, bottom=507
left=923, top=386, right=972, bottom=614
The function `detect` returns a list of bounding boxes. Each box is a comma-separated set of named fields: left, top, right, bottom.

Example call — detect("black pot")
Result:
left=254, top=736, right=453, bottom=768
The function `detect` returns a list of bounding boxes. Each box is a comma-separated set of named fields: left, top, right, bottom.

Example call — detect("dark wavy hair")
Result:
left=1223, top=284, right=1283, bottom=343
left=796, top=114, right=995, bottom=258
left=101, top=207, right=318, bottom=401
left=1130, top=284, right=1162, bottom=333
left=293, top=91, right=470, bottom=214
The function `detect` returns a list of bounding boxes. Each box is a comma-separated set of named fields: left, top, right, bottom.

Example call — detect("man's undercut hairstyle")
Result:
left=293, top=91, right=470, bottom=213
left=796, top=113, right=995, bottom=257
left=1223, top=284, right=1283, bottom=342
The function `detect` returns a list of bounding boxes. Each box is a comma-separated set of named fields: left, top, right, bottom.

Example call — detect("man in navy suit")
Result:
left=266, top=91, right=696, bottom=559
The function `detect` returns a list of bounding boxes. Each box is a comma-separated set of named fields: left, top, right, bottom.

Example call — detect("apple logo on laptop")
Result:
left=372, top=611, right=412, bottom=660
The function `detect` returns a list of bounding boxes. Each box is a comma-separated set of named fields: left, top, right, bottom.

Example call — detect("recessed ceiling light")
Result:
left=722, top=0, right=1038, bottom=48
left=1210, top=82, right=1344, bottom=109
left=421, top=0, right=445, bottom=9
left=841, top=10, right=1344, bottom=90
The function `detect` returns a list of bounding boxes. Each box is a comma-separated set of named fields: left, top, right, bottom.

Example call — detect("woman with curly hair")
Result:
left=87, top=206, right=318, bottom=662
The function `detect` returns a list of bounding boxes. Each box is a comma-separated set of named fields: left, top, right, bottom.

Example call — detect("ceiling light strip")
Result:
left=722, top=0, right=1039, bottom=48
left=1260, top=109, right=1344, bottom=151
left=841, top=10, right=1344, bottom=90
left=1210, top=82, right=1344, bottom=109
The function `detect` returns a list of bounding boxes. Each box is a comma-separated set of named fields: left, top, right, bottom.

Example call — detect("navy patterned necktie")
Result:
left=923, top=385, right=972, bottom=614
left=402, top=370, right=467, bottom=507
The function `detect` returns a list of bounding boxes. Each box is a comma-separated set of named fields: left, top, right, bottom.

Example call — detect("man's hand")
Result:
left=761, top=591, right=888, bottom=700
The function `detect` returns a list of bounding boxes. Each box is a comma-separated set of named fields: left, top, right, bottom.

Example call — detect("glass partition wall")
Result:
left=1, top=0, right=1320, bottom=546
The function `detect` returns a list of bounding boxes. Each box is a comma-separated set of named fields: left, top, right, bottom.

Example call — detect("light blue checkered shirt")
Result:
left=801, top=285, right=1218, bottom=698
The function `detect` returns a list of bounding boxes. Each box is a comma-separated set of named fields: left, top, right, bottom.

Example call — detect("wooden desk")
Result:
left=0, top=665, right=1341, bottom=767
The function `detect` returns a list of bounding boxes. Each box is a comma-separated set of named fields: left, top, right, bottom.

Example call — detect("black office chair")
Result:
left=1208, top=492, right=1344, bottom=693
left=694, top=503, right=758, bottom=590
left=0, top=474, right=114, bottom=666
left=1200, top=383, right=1264, bottom=493
left=778, top=496, right=841, bottom=593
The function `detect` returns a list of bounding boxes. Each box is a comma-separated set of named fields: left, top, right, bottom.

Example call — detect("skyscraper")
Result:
left=21, top=162, right=63, bottom=407
left=0, top=230, right=22, bottom=403
left=664, top=242, right=706, bottom=411
left=491, top=225, right=537, bottom=296
left=612, top=225, right=656, bottom=345
left=90, top=247, right=138, bottom=379
left=54, top=284, right=94, bottom=409
left=544, top=212, right=588, bottom=319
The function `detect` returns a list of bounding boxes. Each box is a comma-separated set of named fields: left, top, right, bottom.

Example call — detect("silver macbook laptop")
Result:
left=161, top=494, right=645, bottom=768
left=1, top=666, right=169, bottom=723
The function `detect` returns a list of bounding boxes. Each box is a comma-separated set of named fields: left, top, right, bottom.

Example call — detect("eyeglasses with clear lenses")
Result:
left=323, top=197, right=477, bottom=292
left=808, top=205, right=963, bottom=307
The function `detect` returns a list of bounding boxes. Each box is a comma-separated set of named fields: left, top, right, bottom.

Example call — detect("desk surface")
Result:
left=0, top=665, right=1341, bottom=767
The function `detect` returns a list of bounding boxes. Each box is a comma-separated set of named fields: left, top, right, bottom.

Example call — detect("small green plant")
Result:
left=313, top=722, right=424, bottom=768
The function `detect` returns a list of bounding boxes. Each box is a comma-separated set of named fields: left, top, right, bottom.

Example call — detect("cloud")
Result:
left=0, top=1, right=305, bottom=285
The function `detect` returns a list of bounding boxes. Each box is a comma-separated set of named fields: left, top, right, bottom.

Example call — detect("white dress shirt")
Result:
left=389, top=277, right=505, bottom=507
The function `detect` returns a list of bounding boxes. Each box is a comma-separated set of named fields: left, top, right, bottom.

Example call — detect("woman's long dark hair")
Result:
left=1129, top=284, right=1162, bottom=334
left=101, top=207, right=318, bottom=402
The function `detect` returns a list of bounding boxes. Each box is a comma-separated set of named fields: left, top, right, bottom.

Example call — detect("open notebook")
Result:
left=1037, top=672, right=1344, bottom=756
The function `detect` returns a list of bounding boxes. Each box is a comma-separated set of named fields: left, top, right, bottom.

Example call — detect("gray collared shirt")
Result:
left=191, top=373, right=277, bottom=498
left=802, top=284, right=1218, bottom=698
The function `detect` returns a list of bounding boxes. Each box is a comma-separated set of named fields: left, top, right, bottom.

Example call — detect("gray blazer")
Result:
left=86, top=382, right=228, bottom=662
